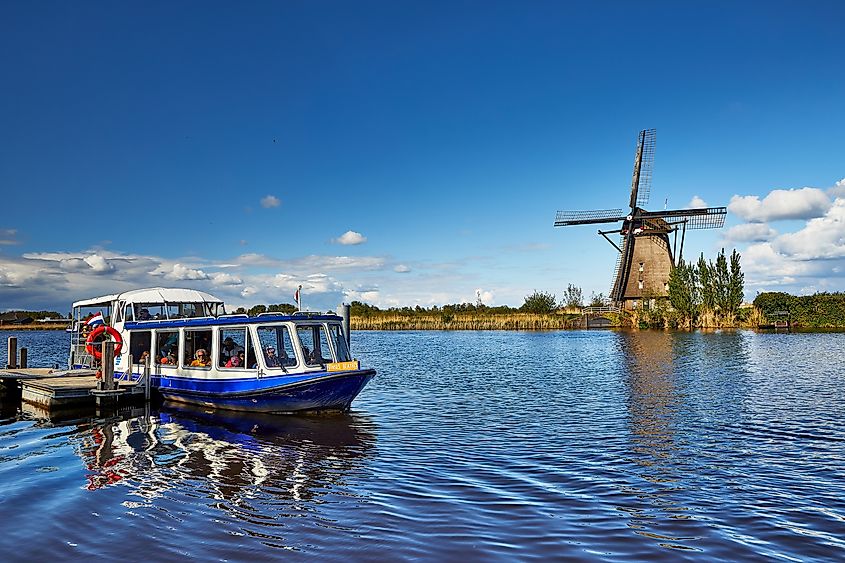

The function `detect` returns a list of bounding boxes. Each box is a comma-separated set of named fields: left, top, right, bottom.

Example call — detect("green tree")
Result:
left=668, top=260, right=699, bottom=324
left=268, top=303, right=297, bottom=314
left=562, top=284, right=584, bottom=308
left=697, top=253, right=714, bottom=312
left=588, top=292, right=606, bottom=307
left=713, top=248, right=731, bottom=313
left=521, top=291, right=557, bottom=313
left=248, top=304, right=267, bottom=316
left=728, top=249, right=744, bottom=313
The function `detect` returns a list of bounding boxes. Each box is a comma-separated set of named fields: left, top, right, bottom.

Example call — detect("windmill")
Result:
left=554, top=129, right=726, bottom=310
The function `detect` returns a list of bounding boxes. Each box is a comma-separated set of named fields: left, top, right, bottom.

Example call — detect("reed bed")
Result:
left=351, top=313, right=582, bottom=331
left=0, top=323, right=69, bottom=331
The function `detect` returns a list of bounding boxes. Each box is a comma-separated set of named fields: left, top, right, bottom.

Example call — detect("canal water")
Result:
left=1, top=329, right=843, bottom=561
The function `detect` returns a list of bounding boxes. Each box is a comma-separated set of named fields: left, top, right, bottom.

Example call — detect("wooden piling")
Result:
left=143, top=356, right=151, bottom=401
left=19, top=347, right=27, bottom=369
left=7, top=337, right=17, bottom=369
left=101, top=340, right=115, bottom=391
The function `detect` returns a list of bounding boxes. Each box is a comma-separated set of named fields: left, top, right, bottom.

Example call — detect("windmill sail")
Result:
left=640, top=207, right=727, bottom=229
left=629, top=129, right=656, bottom=209
left=554, top=209, right=626, bottom=226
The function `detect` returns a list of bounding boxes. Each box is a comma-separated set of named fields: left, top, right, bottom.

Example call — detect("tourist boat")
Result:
left=68, top=288, right=375, bottom=413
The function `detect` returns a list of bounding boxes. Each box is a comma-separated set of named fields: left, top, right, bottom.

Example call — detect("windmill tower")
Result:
left=554, top=129, right=727, bottom=310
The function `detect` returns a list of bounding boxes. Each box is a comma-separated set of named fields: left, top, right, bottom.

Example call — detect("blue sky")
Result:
left=1, top=1, right=843, bottom=312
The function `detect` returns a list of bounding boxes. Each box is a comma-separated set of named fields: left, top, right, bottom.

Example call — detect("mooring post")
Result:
left=19, top=347, right=27, bottom=369
left=6, top=337, right=17, bottom=369
left=336, top=303, right=351, bottom=347
left=102, top=340, right=115, bottom=391
left=144, top=355, right=151, bottom=401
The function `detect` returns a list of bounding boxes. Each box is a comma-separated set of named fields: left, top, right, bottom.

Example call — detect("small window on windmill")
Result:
left=638, top=280, right=644, bottom=290
left=639, top=262, right=644, bottom=272
left=664, top=282, right=669, bottom=292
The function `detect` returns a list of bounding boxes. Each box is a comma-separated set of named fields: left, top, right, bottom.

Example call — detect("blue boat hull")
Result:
left=154, top=369, right=375, bottom=413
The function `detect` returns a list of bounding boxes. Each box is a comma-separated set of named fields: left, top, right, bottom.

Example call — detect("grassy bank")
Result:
left=0, top=323, right=69, bottom=331
left=351, top=312, right=586, bottom=330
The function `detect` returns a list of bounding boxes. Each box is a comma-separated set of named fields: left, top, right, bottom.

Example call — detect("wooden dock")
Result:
left=0, top=368, right=148, bottom=409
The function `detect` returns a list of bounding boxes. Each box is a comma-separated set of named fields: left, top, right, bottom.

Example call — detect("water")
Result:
left=1, top=329, right=844, bottom=560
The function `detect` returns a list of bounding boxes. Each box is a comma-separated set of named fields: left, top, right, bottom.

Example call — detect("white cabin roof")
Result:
left=73, top=287, right=224, bottom=308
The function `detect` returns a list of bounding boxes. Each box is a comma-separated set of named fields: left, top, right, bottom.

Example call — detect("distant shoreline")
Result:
left=0, top=323, right=69, bottom=331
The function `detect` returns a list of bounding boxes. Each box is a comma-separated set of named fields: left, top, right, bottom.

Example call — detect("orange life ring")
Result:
left=86, top=326, right=123, bottom=359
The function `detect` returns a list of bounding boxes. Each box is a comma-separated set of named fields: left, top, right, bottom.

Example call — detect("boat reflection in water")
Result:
left=28, top=403, right=377, bottom=504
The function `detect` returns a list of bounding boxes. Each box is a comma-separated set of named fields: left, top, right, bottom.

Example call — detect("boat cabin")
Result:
left=70, top=287, right=353, bottom=378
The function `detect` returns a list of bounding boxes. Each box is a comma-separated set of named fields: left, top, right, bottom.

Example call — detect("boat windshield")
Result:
left=329, top=324, right=352, bottom=362
left=296, top=325, right=333, bottom=366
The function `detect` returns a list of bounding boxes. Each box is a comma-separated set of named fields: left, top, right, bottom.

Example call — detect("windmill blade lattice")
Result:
left=630, top=129, right=656, bottom=208
left=641, top=207, right=727, bottom=229
left=554, top=208, right=626, bottom=227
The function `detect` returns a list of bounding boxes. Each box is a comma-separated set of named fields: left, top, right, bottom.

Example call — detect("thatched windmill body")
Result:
left=554, top=129, right=727, bottom=310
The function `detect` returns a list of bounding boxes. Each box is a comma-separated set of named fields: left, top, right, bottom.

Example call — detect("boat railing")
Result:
left=217, top=314, right=250, bottom=319
left=292, top=311, right=334, bottom=318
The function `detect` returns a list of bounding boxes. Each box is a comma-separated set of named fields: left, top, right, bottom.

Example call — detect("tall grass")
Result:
left=351, top=313, right=583, bottom=330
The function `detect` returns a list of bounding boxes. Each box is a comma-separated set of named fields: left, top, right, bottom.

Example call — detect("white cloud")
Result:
left=344, top=288, right=381, bottom=303
left=394, top=264, right=411, bottom=273
left=240, top=286, right=258, bottom=298
left=211, top=272, right=243, bottom=286
left=728, top=187, right=831, bottom=222
left=260, top=195, right=281, bottom=208
left=772, top=198, right=845, bottom=259
left=84, top=254, right=115, bottom=274
left=475, top=288, right=494, bottom=304
left=687, top=195, right=708, bottom=208
left=155, top=263, right=209, bottom=281
left=828, top=178, right=845, bottom=199
left=334, top=230, right=367, bottom=245
left=724, top=223, right=778, bottom=242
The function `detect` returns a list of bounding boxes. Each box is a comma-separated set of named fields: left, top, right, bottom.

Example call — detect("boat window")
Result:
left=297, top=325, right=333, bottom=367
left=123, top=304, right=134, bottom=322
left=183, top=303, right=204, bottom=318
left=219, top=328, right=257, bottom=369
left=206, top=303, right=225, bottom=316
left=256, top=325, right=298, bottom=368
left=329, top=325, right=352, bottom=362
left=184, top=329, right=212, bottom=368
left=156, top=331, right=179, bottom=366
left=136, top=304, right=165, bottom=320
left=128, top=331, right=151, bottom=366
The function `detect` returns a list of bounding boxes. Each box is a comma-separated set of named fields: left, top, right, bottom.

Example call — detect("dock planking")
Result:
left=1, top=368, right=145, bottom=408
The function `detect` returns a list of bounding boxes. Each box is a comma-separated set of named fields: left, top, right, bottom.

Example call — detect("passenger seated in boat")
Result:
left=137, top=308, right=151, bottom=321
left=220, top=337, right=244, bottom=363
left=264, top=346, right=281, bottom=368
left=161, top=347, right=178, bottom=365
left=138, top=351, right=150, bottom=365
left=190, top=349, right=210, bottom=367
left=303, top=346, right=324, bottom=365
left=225, top=350, right=245, bottom=368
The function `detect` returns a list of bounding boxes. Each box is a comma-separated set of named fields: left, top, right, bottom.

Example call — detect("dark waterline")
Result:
left=1, top=329, right=844, bottom=561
